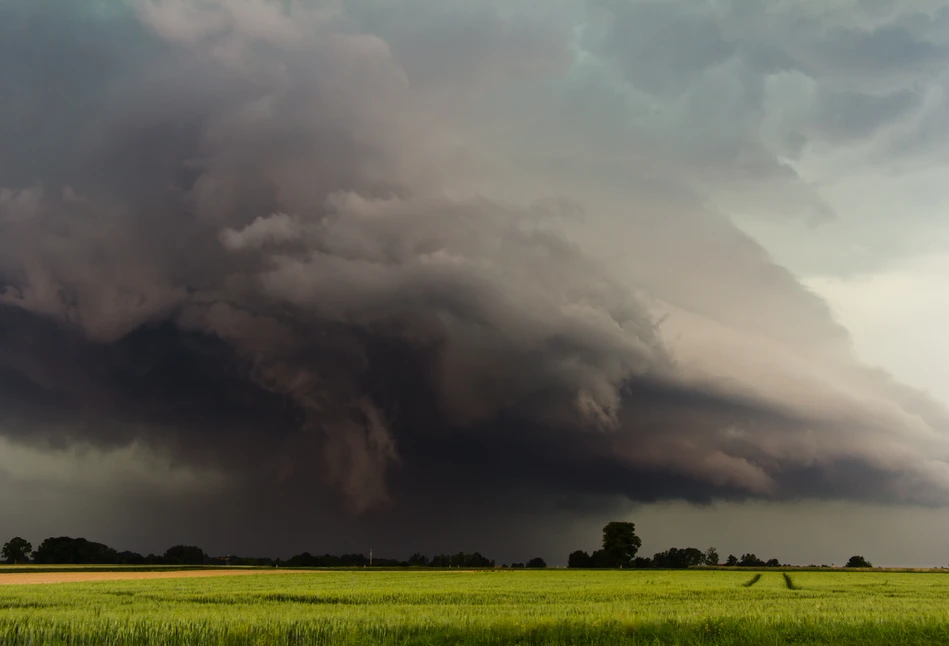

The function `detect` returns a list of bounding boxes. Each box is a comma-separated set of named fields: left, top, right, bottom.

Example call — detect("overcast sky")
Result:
left=2, top=0, right=949, bottom=566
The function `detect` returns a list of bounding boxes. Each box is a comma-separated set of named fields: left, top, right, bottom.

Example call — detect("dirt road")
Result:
left=0, top=569, right=304, bottom=585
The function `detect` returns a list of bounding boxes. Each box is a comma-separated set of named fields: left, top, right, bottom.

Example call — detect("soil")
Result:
left=0, top=569, right=305, bottom=585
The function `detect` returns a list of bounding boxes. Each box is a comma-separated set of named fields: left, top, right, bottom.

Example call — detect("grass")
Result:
left=3, top=569, right=949, bottom=644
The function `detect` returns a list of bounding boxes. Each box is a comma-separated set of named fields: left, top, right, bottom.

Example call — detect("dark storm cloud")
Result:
left=3, top=0, right=949, bottom=556
left=587, top=0, right=736, bottom=96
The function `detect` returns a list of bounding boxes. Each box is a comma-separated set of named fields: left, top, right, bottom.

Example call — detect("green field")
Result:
left=3, top=569, right=949, bottom=645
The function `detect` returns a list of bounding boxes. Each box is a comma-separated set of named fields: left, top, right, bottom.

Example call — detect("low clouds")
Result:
left=2, top=0, right=949, bottom=553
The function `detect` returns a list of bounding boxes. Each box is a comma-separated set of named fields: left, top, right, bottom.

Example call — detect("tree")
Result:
left=652, top=547, right=705, bottom=569
left=725, top=554, right=738, bottom=567
left=407, top=553, right=429, bottom=567
left=739, top=553, right=764, bottom=567
left=287, top=552, right=318, bottom=567
left=1, top=537, right=32, bottom=564
left=32, top=537, right=119, bottom=564
left=765, top=558, right=780, bottom=567
left=704, top=547, right=719, bottom=566
left=589, top=549, right=612, bottom=568
left=846, top=555, right=872, bottom=568
left=118, top=551, right=146, bottom=565
left=567, top=550, right=592, bottom=568
left=466, top=552, right=494, bottom=568
left=601, top=522, right=641, bottom=568
left=163, top=545, right=206, bottom=565
left=526, top=557, right=547, bottom=568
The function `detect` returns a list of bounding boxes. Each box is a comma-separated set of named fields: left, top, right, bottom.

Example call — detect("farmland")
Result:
left=3, top=568, right=949, bottom=645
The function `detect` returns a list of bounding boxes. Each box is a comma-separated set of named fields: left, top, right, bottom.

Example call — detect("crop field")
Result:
left=3, top=568, right=949, bottom=645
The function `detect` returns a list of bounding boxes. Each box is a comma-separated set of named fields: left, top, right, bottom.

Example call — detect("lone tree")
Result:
left=704, top=547, right=720, bottom=566
left=1, top=537, right=32, bottom=564
left=725, top=554, right=739, bottom=566
left=846, top=555, right=872, bottom=568
left=601, top=521, right=641, bottom=568
left=526, top=557, right=547, bottom=569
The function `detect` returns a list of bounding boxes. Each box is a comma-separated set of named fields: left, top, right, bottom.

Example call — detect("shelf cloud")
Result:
left=2, top=0, right=949, bottom=557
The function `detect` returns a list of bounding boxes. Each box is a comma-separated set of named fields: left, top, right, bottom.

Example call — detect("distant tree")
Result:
left=370, top=557, right=407, bottom=567
left=407, top=553, right=429, bottom=567
left=1, top=537, right=32, bottom=564
left=704, top=547, right=720, bottom=566
left=526, top=557, right=547, bottom=569
left=652, top=547, right=705, bottom=569
left=601, top=522, right=641, bottom=568
left=118, top=551, right=146, bottom=565
left=682, top=548, right=705, bottom=568
left=163, top=545, right=206, bottom=565
left=287, top=552, right=318, bottom=567
left=510, top=562, right=525, bottom=568
left=32, top=537, right=119, bottom=564
left=231, top=556, right=276, bottom=567
left=846, top=555, right=872, bottom=568
left=765, top=558, right=780, bottom=567
left=466, top=552, right=495, bottom=568
left=739, top=553, right=764, bottom=567
left=426, top=552, right=493, bottom=568
left=725, top=554, right=739, bottom=567
left=567, top=550, right=592, bottom=568
left=340, top=553, right=369, bottom=567
left=589, top=550, right=613, bottom=568
left=287, top=553, right=377, bottom=567
left=632, top=556, right=653, bottom=569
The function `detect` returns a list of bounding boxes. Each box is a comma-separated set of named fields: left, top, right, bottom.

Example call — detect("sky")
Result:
left=2, top=0, right=949, bottom=567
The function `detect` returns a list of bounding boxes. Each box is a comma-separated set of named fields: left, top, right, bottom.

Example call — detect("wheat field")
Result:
left=2, top=568, right=949, bottom=644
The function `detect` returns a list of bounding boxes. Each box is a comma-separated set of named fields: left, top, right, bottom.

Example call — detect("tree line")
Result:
left=0, top=537, right=264, bottom=566
left=565, top=523, right=787, bottom=569
left=564, top=523, right=874, bottom=569
left=1, top=528, right=874, bottom=569
left=0, top=536, right=550, bottom=569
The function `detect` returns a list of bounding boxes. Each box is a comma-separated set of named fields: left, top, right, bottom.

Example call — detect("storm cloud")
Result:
left=2, top=0, right=949, bottom=559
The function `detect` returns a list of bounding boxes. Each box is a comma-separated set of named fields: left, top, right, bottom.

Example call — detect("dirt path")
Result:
left=0, top=569, right=306, bottom=586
